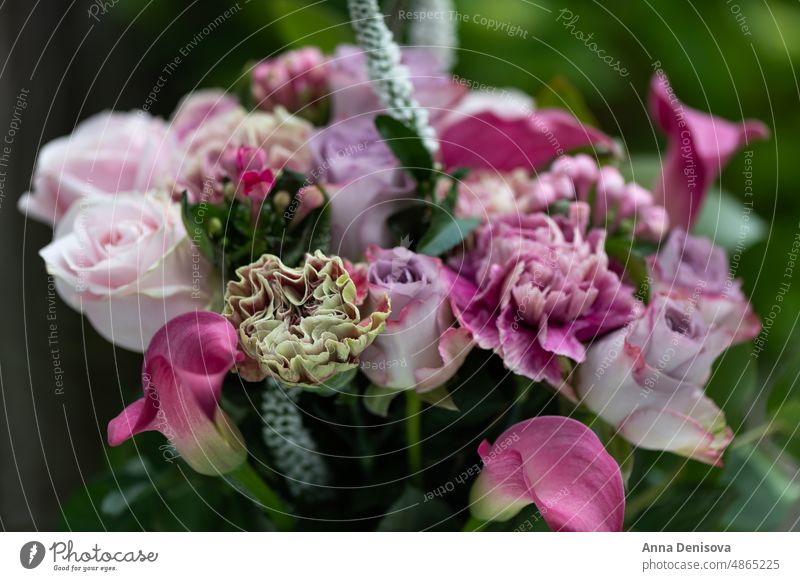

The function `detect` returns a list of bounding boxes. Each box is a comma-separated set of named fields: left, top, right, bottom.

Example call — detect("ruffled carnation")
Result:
left=223, top=251, right=390, bottom=386
left=447, top=205, right=636, bottom=389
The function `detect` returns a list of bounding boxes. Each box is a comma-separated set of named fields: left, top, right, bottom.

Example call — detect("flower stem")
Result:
left=228, top=462, right=296, bottom=531
left=406, top=390, right=423, bottom=487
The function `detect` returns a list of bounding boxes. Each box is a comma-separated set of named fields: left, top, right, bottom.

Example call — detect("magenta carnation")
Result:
left=447, top=206, right=636, bottom=388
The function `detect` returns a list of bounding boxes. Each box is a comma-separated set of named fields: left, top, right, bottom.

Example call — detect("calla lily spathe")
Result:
left=469, top=416, right=625, bottom=531
left=649, top=72, right=769, bottom=230
left=108, top=312, right=247, bottom=476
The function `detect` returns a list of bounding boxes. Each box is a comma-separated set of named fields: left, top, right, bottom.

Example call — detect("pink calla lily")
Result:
left=469, top=417, right=625, bottom=532
left=108, top=311, right=247, bottom=476
left=649, top=72, right=769, bottom=230
left=439, top=109, right=617, bottom=172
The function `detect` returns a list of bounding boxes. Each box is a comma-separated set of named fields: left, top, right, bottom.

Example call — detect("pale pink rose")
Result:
left=19, top=112, right=174, bottom=225
left=39, top=192, right=214, bottom=352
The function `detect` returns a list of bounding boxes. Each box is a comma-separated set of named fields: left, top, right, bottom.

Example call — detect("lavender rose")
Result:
left=359, top=246, right=472, bottom=394
left=649, top=230, right=761, bottom=342
left=447, top=205, right=636, bottom=389
left=309, top=116, right=415, bottom=260
left=223, top=251, right=390, bottom=386
left=575, top=295, right=735, bottom=465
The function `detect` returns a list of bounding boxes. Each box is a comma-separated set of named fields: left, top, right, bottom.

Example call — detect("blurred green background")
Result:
left=1, top=0, right=798, bottom=530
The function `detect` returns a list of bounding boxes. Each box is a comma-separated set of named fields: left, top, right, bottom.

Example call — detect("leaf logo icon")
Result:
left=19, top=541, right=46, bottom=569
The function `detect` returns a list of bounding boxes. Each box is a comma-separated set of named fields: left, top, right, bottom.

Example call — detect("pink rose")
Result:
left=359, top=246, right=472, bottom=395
left=576, top=295, right=735, bottom=465
left=19, top=111, right=173, bottom=225
left=39, top=192, right=213, bottom=352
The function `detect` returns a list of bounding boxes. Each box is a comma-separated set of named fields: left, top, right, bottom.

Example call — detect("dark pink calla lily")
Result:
left=108, top=311, right=247, bottom=476
left=439, top=109, right=617, bottom=172
left=469, top=417, right=625, bottom=532
left=649, top=73, right=769, bottom=230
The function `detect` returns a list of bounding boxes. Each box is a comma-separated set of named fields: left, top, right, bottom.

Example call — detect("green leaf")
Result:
left=705, top=342, right=758, bottom=430
left=693, top=189, right=766, bottom=253
left=363, top=384, right=404, bottom=417
left=719, top=443, right=800, bottom=531
left=376, top=485, right=457, bottom=531
left=604, top=237, right=651, bottom=303
left=417, top=214, right=480, bottom=257
left=374, top=114, right=435, bottom=189
left=181, top=192, right=216, bottom=261
left=536, top=75, right=598, bottom=126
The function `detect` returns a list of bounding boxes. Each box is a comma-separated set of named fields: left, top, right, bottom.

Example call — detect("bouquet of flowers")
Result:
left=20, top=0, right=770, bottom=532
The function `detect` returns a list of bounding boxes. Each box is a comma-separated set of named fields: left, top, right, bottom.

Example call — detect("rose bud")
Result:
left=252, top=47, right=330, bottom=125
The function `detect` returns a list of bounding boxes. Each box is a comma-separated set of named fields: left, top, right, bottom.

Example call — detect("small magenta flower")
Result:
left=649, top=72, right=769, bottom=230
left=252, top=47, right=330, bottom=124
left=223, top=251, right=390, bottom=386
left=469, top=416, right=625, bottom=531
left=221, top=146, right=276, bottom=204
left=108, top=312, right=247, bottom=475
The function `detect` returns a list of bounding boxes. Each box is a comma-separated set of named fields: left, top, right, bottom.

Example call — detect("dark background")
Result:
left=1, top=0, right=798, bottom=530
